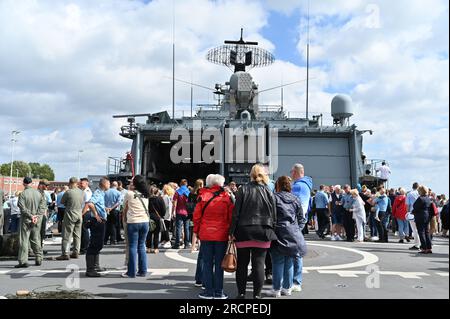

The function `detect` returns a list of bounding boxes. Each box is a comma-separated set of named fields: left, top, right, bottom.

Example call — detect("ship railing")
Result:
left=363, top=159, right=388, bottom=178
left=107, top=157, right=124, bottom=175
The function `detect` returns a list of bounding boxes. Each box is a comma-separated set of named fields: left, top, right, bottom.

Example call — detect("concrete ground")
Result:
left=0, top=233, right=448, bottom=299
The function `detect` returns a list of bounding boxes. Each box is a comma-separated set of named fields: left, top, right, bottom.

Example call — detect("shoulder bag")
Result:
left=135, top=191, right=156, bottom=233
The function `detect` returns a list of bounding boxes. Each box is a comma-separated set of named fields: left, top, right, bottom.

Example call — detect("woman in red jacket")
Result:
left=193, top=174, right=234, bottom=300
left=392, top=188, right=410, bottom=243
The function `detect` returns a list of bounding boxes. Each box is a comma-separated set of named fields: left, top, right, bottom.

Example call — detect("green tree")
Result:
left=1, top=161, right=55, bottom=181
left=37, top=164, right=55, bottom=181
left=0, top=161, right=31, bottom=178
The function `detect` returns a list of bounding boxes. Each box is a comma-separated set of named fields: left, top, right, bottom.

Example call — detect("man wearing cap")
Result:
left=16, top=177, right=47, bottom=268
left=56, top=177, right=84, bottom=260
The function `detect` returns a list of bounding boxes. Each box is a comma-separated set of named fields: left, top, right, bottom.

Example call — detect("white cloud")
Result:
left=0, top=0, right=448, bottom=195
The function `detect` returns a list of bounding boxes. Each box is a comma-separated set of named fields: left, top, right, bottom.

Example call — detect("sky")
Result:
left=0, top=0, right=448, bottom=194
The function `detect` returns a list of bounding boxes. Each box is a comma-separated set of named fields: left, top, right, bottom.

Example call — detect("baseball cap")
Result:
left=39, top=179, right=50, bottom=186
left=23, top=177, right=33, bottom=185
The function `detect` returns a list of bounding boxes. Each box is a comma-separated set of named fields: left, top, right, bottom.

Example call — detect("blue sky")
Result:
left=0, top=0, right=448, bottom=194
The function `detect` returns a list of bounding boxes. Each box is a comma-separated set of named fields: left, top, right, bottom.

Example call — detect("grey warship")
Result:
left=110, top=30, right=384, bottom=188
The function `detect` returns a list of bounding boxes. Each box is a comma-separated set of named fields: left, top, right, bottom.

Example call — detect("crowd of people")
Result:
left=1, top=162, right=448, bottom=299
left=307, top=182, right=449, bottom=253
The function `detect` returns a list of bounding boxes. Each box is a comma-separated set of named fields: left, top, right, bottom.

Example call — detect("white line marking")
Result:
left=317, top=270, right=369, bottom=277
left=304, top=243, right=379, bottom=270
left=377, top=271, right=430, bottom=279
left=436, top=272, right=449, bottom=277
left=0, top=268, right=189, bottom=276
left=165, top=244, right=379, bottom=271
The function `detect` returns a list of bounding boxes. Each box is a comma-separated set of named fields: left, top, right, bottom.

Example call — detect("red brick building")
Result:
left=0, top=176, right=68, bottom=196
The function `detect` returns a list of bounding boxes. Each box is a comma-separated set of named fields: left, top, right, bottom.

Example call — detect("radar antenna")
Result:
left=206, top=28, right=274, bottom=73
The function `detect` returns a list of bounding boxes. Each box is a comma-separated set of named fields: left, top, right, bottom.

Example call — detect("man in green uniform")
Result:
left=16, top=177, right=46, bottom=268
left=56, top=177, right=84, bottom=260
left=37, top=180, right=50, bottom=253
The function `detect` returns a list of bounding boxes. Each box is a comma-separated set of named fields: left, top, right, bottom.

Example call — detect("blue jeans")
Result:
left=175, top=215, right=190, bottom=247
left=9, top=215, right=20, bottom=233
left=271, top=250, right=294, bottom=291
left=195, top=244, right=204, bottom=284
left=293, top=254, right=303, bottom=286
left=397, top=219, right=409, bottom=239
left=127, top=222, right=149, bottom=277
left=201, top=241, right=227, bottom=297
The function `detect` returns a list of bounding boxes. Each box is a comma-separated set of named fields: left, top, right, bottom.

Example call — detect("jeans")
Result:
left=175, top=214, right=190, bottom=247
left=271, top=249, right=294, bottom=291
left=9, top=215, right=20, bottom=233
left=397, top=219, right=409, bottom=240
left=195, top=244, right=204, bottom=284
left=236, top=247, right=267, bottom=297
left=293, top=254, right=303, bottom=286
left=201, top=241, right=227, bottom=297
left=127, top=222, right=149, bottom=277
left=86, top=219, right=106, bottom=256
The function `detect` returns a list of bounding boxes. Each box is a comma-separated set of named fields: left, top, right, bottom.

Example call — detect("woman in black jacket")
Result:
left=229, top=164, right=277, bottom=299
left=269, top=176, right=306, bottom=298
left=146, top=186, right=166, bottom=254
left=412, top=185, right=433, bottom=254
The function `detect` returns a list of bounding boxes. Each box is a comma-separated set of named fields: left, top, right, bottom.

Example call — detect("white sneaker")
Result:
left=331, top=235, right=337, bottom=241
left=269, top=289, right=281, bottom=298
left=337, top=235, right=344, bottom=241
left=281, top=288, right=292, bottom=296
left=163, top=242, right=172, bottom=249
left=394, top=232, right=399, bottom=237
left=371, top=236, right=379, bottom=241
left=292, top=284, right=302, bottom=292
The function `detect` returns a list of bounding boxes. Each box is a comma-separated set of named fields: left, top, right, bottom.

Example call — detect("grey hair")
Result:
left=334, top=184, right=341, bottom=190
left=206, top=174, right=225, bottom=187
left=292, top=163, right=304, bottom=174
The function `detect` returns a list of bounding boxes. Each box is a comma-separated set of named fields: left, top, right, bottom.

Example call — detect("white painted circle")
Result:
left=164, top=242, right=379, bottom=270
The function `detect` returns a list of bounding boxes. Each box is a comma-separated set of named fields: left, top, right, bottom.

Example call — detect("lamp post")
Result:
left=15, top=169, right=19, bottom=192
left=78, top=150, right=84, bottom=178
left=9, top=130, right=20, bottom=199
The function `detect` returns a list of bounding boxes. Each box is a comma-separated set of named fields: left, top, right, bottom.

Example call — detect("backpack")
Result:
left=186, top=193, right=197, bottom=216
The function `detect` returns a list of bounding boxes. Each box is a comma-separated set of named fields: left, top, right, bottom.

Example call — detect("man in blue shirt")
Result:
left=342, top=185, right=356, bottom=242
left=82, top=176, right=110, bottom=277
left=104, top=181, right=122, bottom=245
left=290, top=163, right=313, bottom=293
left=56, top=187, right=67, bottom=234
left=315, top=185, right=330, bottom=239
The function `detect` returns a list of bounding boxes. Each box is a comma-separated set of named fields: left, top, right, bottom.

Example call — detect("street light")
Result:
left=9, top=130, right=20, bottom=199
left=15, top=169, right=19, bottom=192
left=77, top=150, right=84, bottom=178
